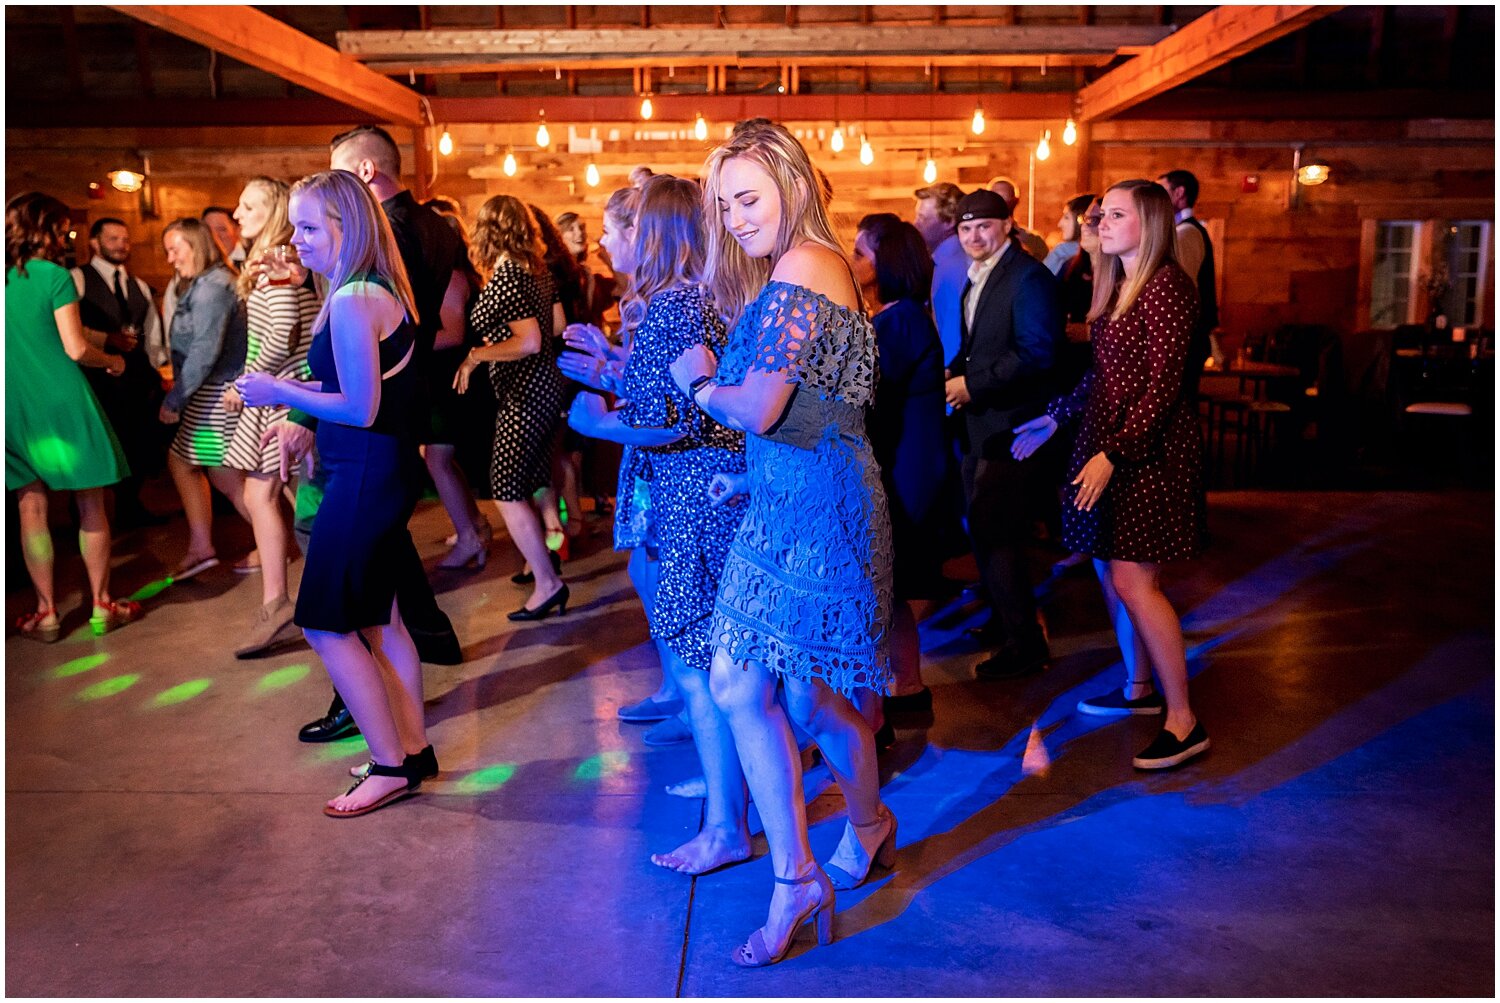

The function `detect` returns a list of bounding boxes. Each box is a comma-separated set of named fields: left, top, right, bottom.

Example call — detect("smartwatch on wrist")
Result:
left=688, top=374, right=713, bottom=400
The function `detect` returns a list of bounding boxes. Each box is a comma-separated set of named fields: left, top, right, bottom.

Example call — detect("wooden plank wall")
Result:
left=7, top=115, right=1493, bottom=348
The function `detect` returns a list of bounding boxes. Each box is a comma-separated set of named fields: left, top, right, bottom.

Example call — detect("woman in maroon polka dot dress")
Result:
left=1012, top=178, right=1209, bottom=770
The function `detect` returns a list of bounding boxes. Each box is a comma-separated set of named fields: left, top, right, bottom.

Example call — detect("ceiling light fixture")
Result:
left=694, top=112, right=708, bottom=141
left=438, top=130, right=454, bottom=156
left=586, top=163, right=601, bottom=187
left=503, top=150, right=517, bottom=177
left=536, top=113, right=551, bottom=149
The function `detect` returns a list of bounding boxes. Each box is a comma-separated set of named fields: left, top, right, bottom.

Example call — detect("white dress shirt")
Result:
left=964, top=241, right=1013, bottom=334
left=71, top=256, right=168, bottom=368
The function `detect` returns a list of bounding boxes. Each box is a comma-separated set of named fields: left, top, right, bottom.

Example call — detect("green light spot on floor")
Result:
left=151, top=679, right=212, bottom=707
left=573, top=750, right=630, bottom=782
left=126, top=577, right=174, bottom=602
left=256, top=664, right=310, bottom=693
left=453, top=763, right=517, bottom=795
left=313, top=735, right=369, bottom=761
left=77, top=673, right=140, bottom=701
left=51, top=653, right=110, bottom=679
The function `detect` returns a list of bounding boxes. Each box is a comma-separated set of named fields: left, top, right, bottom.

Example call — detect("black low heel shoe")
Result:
left=511, top=550, right=563, bottom=586
left=508, top=583, right=569, bottom=622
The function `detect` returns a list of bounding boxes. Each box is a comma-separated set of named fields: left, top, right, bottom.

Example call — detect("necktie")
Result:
left=113, top=269, right=130, bottom=318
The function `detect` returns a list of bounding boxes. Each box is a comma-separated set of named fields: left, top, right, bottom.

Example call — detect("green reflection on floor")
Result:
left=573, top=750, right=630, bottom=782
left=313, top=734, right=369, bottom=761
left=77, top=673, right=141, bottom=701
left=52, top=653, right=110, bottom=678
left=126, top=577, right=174, bottom=602
left=151, top=679, right=213, bottom=707
left=255, top=664, right=310, bottom=693
left=452, top=763, right=517, bottom=795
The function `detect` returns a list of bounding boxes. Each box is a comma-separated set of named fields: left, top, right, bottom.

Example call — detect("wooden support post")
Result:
left=133, top=24, right=156, bottom=99
left=1073, top=119, right=1092, bottom=195
left=60, top=8, right=85, bottom=94
left=411, top=126, right=431, bottom=201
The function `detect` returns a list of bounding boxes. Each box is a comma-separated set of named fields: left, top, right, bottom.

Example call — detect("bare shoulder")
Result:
left=770, top=243, right=858, bottom=309
left=331, top=279, right=404, bottom=331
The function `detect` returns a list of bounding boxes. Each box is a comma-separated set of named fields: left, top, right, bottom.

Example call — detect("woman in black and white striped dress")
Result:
left=220, top=177, right=322, bottom=656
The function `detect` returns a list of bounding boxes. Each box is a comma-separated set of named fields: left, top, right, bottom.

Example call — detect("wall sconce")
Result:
left=108, top=169, right=145, bottom=193
left=1296, top=162, right=1331, bottom=186
left=108, top=152, right=158, bottom=218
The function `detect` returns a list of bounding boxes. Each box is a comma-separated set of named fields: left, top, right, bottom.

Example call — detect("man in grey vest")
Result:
left=71, top=218, right=167, bottom=528
left=1158, top=170, right=1219, bottom=397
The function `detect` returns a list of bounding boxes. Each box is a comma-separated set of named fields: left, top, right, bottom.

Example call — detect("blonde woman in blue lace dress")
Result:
left=670, top=120, right=896, bottom=968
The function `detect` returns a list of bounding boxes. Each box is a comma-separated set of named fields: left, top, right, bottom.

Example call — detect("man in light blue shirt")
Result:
left=914, top=182, right=968, bottom=367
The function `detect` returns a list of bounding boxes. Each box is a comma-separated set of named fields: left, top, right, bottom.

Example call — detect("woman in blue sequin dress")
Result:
left=670, top=121, right=896, bottom=968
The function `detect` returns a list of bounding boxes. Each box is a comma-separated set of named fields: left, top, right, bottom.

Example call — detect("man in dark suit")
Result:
left=946, top=189, right=1064, bottom=680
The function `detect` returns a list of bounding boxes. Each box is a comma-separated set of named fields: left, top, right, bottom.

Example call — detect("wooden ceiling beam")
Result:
left=110, top=5, right=424, bottom=125
left=337, top=24, right=1174, bottom=76
left=338, top=52, right=1120, bottom=76
left=1077, top=5, right=1345, bottom=122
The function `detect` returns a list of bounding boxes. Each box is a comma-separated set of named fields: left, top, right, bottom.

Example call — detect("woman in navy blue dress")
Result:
left=670, top=121, right=896, bottom=968
left=568, top=174, right=753, bottom=876
left=237, top=170, right=433, bottom=818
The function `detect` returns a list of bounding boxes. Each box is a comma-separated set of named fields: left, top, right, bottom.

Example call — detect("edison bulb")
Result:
left=922, top=158, right=938, bottom=184
left=585, top=163, right=601, bottom=187
left=1036, top=133, right=1051, bottom=162
left=536, top=122, right=551, bottom=148
left=830, top=127, right=846, bottom=153
left=640, top=96, right=653, bottom=120
left=694, top=114, right=707, bottom=141
left=1063, top=118, right=1078, bottom=146
left=438, top=130, right=454, bottom=156
left=971, top=107, right=985, bottom=135
left=859, top=136, right=874, bottom=166
left=503, top=151, right=517, bottom=177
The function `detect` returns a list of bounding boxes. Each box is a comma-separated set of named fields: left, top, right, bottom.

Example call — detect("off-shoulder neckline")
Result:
left=763, top=279, right=865, bottom=318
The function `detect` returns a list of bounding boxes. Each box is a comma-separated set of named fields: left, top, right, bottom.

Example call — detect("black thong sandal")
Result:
left=323, top=761, right=420, bottom=819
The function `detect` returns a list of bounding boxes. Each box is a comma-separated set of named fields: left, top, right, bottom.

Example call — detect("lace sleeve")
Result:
left=746, top=282, right=819, bottom=383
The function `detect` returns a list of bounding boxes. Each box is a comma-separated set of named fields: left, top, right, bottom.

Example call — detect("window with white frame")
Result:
left=1442, top=220, right=1491, bottom=328
left=1370, top=221, right=1420, bottom=328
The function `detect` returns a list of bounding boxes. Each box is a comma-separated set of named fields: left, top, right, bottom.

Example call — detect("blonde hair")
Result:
left=603, top=186, right=640, bottom=234
left=620, top=174, right=705, bottom=336
left=701, top=119, right=851, bottom=326
left=289, top=169, right=417, bottom=334
left=162, top=217, right=224, bottom=298
left=1088, top=179, right=1179, bottom=324
left=471, top=194, right=545, bottom=281
left=235, top=177, right=293, bottom=299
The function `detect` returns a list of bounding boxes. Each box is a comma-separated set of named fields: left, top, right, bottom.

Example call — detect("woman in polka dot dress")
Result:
left=454, top=195, right=568, bottom=619
left=1011, top=178, right=1209, bottom=771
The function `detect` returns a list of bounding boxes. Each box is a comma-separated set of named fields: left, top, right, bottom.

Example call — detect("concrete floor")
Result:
left=5, top=490, right=1494, bottom=996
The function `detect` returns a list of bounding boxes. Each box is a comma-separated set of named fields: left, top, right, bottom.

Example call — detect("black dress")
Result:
left=868, top=298, right=952, bottom=599
left=294, top=278, right=426, bottom=633
left=469, top=259, right=563, bottom=502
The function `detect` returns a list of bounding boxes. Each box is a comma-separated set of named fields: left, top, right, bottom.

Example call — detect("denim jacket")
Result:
left=164, top=264, right=247, bottom=412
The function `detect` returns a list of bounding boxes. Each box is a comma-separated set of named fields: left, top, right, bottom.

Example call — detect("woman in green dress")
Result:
left=5, top=192, right=141, bottom=640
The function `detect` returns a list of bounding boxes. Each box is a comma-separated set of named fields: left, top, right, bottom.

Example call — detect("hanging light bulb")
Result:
left=859, top=135, right=875, bottom=166
left=923, top=157, right=938, bottom=185
left=1063, top=118, right=1078, bottom=146
left=536, top=115, right=551, bottom=149
left=586, top=163, right=601, bottom=187
left=1036, top=130, right=1052, bottom=162
left=830, top=126, right=846, bottom=153
left=694, top=112, right=708, bottom=141
left=971, top=105, right=986, bottom=135
left=502, top=150, right=517, bottom=177
left=438, top=130, right=454, bottom=156
left=640, top=95, right=654, bottom=120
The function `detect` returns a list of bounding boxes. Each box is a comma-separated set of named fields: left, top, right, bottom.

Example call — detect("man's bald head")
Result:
left=987, top=176, right=1020, bottom=211
left=329, top=125, right=401, bottom=182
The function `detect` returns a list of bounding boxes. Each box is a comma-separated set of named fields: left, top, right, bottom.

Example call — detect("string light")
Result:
left=694, top=113, right=708, bottom=141
left=1036, top=130, right=1052, bottom=162
left=536, top=114, right=551, bottom=149
left=830, top=127, right=846, bottom=153
left=640, top=95, right=654, bottom=120
left=971, top=105, right=986, bottom=135
left=923, top=157, right=938, bottom=185
left=859, top=135, right=875, bottom=166
left=1063, top=118, right=1078, bottom=146
left=438, top=130, right=454, bottom=156
left=502, top=151, right=517, bottom=177
left=586, top=163, right=601, bottom=187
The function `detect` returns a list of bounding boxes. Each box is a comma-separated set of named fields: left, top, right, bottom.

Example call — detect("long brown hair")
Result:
left=1088, top=179, right=1179, bottom=323
left=5, top=192, right=71, bottom=278
left=162, top=218, right=224, bottom=298
left=620, top=175, right=706, bottom=336
left=289, top=169, right=417, bottom=334
left=235, top=176, right=293, bottom=299
left=701, top=119, right=854, bottom=326
left=471, top=194, right=545, bottom=281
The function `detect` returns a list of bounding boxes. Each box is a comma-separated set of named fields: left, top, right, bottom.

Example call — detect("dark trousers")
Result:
left=962, top=443, right=1046, bottom=644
